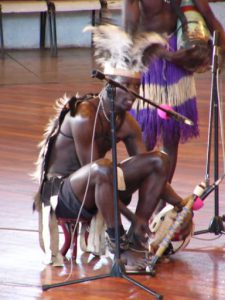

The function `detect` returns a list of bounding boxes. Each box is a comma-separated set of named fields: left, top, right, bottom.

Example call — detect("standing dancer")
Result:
left=123, top=0, right=225, bottom=185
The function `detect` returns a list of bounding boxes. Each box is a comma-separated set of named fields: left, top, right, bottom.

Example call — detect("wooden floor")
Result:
left=0, top=48, right=225, bottom=300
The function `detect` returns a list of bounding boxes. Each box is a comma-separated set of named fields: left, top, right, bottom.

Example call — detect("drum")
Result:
left=176, top=0, right=212, bottom=73
left=149, top=205, right=194, bottom=255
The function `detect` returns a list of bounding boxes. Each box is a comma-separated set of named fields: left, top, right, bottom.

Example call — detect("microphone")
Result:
left=92, top=70, right=129, bottom=92
left=92, top=69, right=193, bottom=126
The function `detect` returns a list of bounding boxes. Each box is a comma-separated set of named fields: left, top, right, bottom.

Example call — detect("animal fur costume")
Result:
left=33, top=24, right=169, bottom=265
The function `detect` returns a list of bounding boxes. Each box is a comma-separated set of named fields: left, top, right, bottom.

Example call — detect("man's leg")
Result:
left=119, top=151, right=187, bottom=243
left=68, top=158, right=148, bottom=269
left=162, top=134, right=180, bottom=183
left=69, top=158, right=120, bottom=229
left=116, top=150, right=169, bottom=250
left=154, top=134, right=180, bottom=213
left=119, top=151, right=170, bottom=223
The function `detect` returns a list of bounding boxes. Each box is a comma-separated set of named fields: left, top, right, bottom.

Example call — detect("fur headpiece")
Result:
left=84, top=24, right=167, bottom=78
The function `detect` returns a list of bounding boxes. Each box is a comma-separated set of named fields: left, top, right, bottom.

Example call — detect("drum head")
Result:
left=149, top=206, right=194, bottom=255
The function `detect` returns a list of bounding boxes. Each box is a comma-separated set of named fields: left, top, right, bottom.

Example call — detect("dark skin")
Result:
left=123, top=0, right=225, bottom=53
left=123, top=0, right=225, bottom=185
left=46, top=76, right=187, bottom=266
left=123, top=0, right=225, bottom=81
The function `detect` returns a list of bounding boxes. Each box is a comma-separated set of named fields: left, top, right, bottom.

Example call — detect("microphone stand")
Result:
left=194, top=31, right=225, bottom=236
left=42, top=80, right=163, bottom=299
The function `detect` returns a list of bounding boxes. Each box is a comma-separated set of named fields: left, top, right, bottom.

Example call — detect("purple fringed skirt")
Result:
left=130, top=34, right=199, bottom=150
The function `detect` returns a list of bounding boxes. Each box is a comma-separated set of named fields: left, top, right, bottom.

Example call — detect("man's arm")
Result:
left=121, top=112, right=146, bottom=156
left=194, top=0, right=225, bottom=46
left=194, top=0, right=225, bottom=64
left=122, top=0, right=140, bottom=35
left=70, top=103, right=103, bottom=165
left=159, top=0, right=225, bottom=71
left=160, top=1, right=225, bottom=71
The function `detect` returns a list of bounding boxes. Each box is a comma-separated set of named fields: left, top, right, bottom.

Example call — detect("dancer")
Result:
left=33, top=25, right=194, bottom=269
left=123, top=0, right=225, bottom=184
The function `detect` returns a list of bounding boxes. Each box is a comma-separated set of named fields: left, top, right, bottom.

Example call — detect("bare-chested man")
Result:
left=34, top=25, right=192, bottom=269
left=123, top=0, right=225, bottom=184
left=123, top=0, right=225, bottom=216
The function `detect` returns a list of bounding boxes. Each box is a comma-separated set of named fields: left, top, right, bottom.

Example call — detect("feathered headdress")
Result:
left=84, top=24, right=167, bottom=78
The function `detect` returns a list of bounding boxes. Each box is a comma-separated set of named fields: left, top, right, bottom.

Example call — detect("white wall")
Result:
left=1, top=10, right=121, bottom=49
left=0, top=3, right=224, bottom=49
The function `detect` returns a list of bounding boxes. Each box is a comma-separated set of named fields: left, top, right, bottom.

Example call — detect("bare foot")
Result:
left=120, top=249, right=148, bottom=271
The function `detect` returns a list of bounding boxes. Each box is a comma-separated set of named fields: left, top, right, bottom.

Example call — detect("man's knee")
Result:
left=150, top=150, right=170, bottom=175
left=91, top=158, right=113, bottom=184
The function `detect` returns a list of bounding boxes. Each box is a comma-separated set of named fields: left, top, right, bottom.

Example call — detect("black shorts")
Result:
left=55, top=177, right=96, bottom=220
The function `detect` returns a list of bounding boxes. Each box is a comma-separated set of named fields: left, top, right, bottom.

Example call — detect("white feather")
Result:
left=83, top=24, right=167, bottom=73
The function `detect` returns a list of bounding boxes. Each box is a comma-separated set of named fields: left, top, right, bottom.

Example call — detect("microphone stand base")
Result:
left=194, top=215, right=225, bottom=235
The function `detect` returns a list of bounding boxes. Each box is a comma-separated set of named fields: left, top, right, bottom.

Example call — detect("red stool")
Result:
left=58, top=218, right=90, bottom=259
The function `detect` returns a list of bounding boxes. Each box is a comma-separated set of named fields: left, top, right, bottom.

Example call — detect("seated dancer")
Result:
left=33, top=24, right=193, bottom=270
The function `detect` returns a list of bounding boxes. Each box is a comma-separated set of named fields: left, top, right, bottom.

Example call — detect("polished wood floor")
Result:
left=0, top=48, right=225, bottom=300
